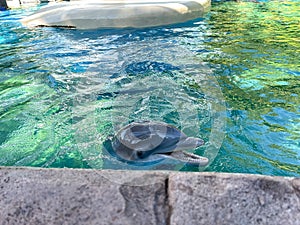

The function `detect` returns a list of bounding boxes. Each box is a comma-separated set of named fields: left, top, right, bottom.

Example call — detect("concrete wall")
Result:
left=0, top=167, right=299, bottom=225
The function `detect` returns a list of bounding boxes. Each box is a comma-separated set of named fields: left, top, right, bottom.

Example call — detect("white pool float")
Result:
left=21, top=0, right=211, bottom=29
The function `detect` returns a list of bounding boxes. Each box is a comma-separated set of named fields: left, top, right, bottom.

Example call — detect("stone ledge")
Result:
left=169, top=172, right=300, bottom=225
left=0, top=167, right=299, bottom=225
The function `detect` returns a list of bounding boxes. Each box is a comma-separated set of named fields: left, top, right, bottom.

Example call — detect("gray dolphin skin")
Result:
left=111, top=121, right=209, bottom=166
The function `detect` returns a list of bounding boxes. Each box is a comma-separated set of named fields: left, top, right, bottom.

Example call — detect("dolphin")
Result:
left=106, top=121, right=209, bottom=166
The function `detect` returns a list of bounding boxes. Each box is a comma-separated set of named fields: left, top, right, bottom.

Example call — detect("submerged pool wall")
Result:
left=0, top=0, right=8, bottom=9
left=0, top=167, right=299, bottom=224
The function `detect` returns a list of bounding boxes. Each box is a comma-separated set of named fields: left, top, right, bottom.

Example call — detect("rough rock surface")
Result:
left=169, top=172, right=300, bottom=225
left=0, top=167, right=299, bottom=225
left=0, top=167, right=168, bottom=225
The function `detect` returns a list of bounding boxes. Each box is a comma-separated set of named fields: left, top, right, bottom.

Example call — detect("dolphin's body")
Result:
left=107, top=121, right=209, bottom=166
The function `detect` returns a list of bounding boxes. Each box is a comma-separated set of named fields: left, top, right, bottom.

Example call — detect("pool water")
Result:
left=0, top=0, right=299, bottom=176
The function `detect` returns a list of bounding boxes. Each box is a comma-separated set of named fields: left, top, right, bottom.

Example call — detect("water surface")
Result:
left=0, top=0, right=299, bottom=176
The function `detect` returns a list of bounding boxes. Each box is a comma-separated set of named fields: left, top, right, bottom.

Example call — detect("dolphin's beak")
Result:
left=155, top=137, right=209, bottom=166
left=157, top=150, right=209, bottom=166
left=175, top=137, right=205, bottom=150
left=167, top=151, right=209, bottom=166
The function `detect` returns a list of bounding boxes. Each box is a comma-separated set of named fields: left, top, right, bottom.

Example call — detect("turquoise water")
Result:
left=0, top=1, right=299, bottom=176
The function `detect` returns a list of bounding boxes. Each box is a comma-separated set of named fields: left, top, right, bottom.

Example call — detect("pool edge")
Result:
left=0, top=167, right=299, bottom=224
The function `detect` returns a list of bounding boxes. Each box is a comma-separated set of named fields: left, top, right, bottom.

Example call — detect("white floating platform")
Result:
left=6, top=0, right=57, bottom=9
left=21, top=0, right=211, bottom=29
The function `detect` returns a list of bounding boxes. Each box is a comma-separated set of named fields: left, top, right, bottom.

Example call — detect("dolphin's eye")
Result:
left=136, top=151, right=144, bottom=158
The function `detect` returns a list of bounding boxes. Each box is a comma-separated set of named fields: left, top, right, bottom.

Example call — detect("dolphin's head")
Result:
left=108, top=121, right=209, bottom=166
